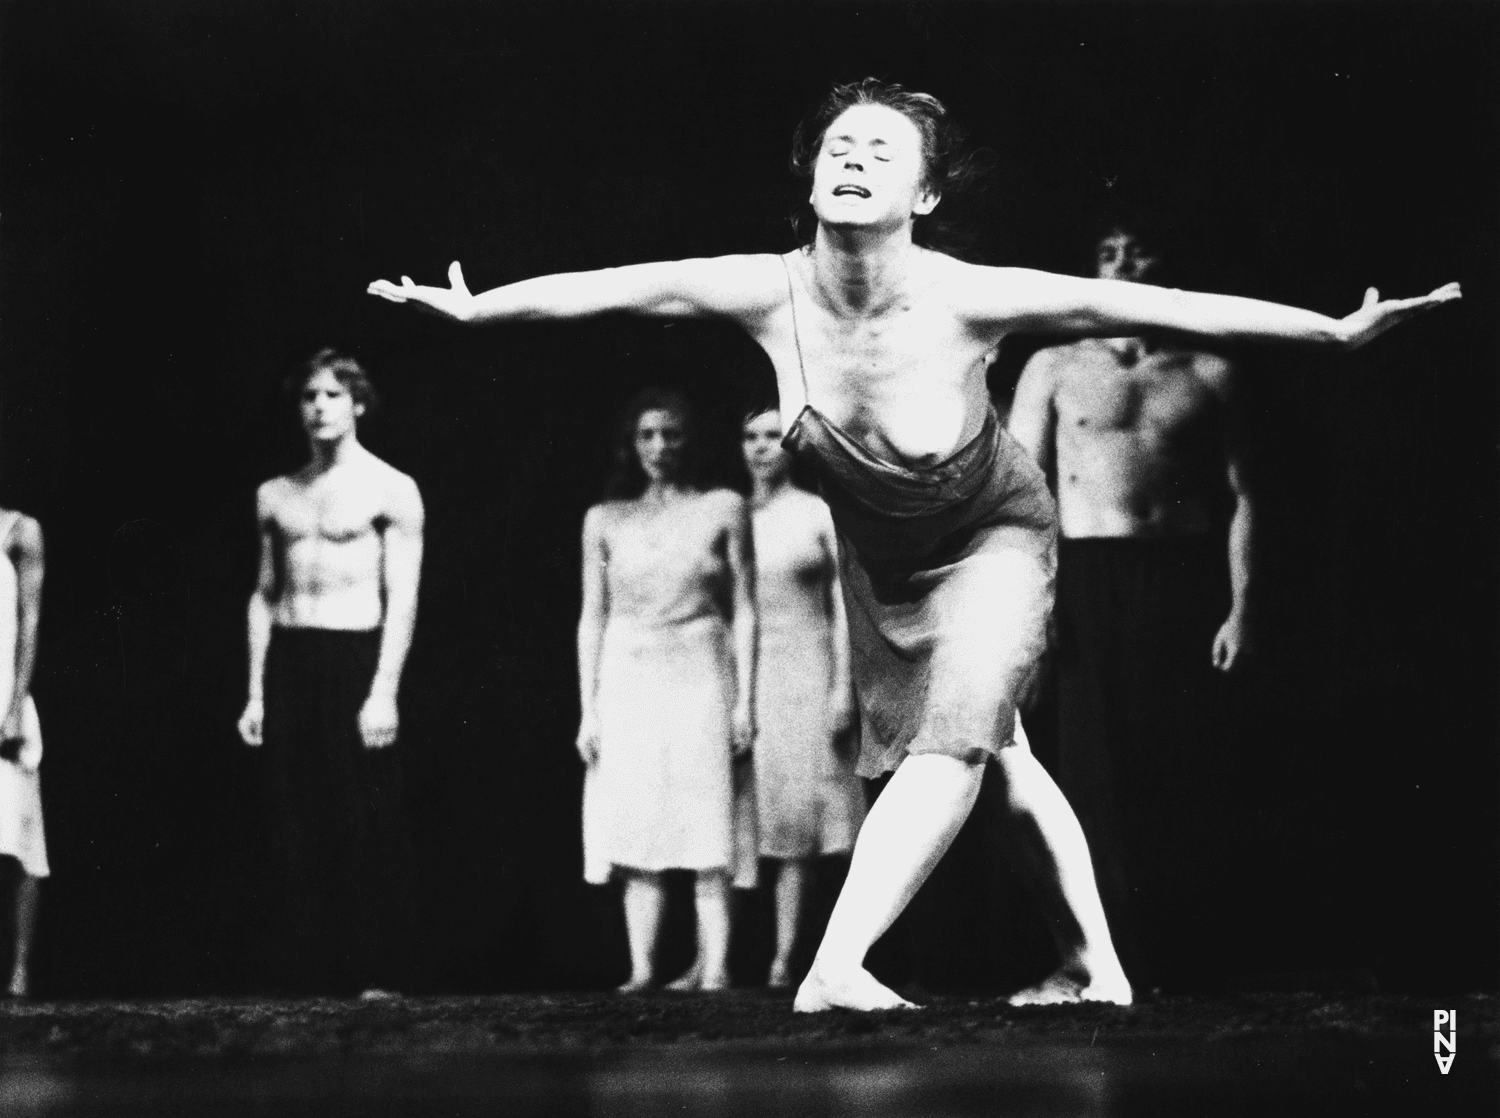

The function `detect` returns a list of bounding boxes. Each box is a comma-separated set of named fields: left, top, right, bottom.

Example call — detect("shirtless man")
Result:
left=238, top=347, right=424, bottom=996
left=1009, top=225, right=1255, bottom=989
left=368, top=78, right=1457, bottom=1011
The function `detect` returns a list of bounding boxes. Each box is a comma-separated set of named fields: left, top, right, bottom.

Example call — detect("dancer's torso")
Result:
left=754, top=249, right=999, bottom=468
left=1045, top=338, right=1232, bottom=538
left=598, top=491, right=737, bottom=632
left=265, top=458, right=403, bottom=631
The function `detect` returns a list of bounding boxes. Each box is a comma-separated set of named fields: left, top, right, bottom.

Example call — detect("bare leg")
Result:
left=768, top=858, right=809, bottom=988
left=665, top=955, right=703, bottom=992
left=619, top=870, right=666, bottom=991
left=795, top=753, right=983, bottom=1012
left=996, top=746, right=1131, bottom=1006
left=8, top=873, right=39, bottom=999
left=695, top=870, right=732, bottom=990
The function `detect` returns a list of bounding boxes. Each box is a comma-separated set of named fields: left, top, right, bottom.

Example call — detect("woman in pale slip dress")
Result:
left=576, top=389, right=757, bottom=991
left=0, top=508, right=48, bottom=999
left=741, top=407, right=867, bottom=988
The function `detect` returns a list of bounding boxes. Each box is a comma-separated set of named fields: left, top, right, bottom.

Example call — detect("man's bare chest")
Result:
left=1056, top=351, right=1220, bottom=438
left=273, top=486, right=384, bottom=545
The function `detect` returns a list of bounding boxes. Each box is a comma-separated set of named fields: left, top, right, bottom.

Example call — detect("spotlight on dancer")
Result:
left=368, top=77, right=1459, bottom=1012
left=0, top=507, right=48, bottom=999
left=238, top=348, right=422, bottom=998
left=576, top=388, right=757, bottom=992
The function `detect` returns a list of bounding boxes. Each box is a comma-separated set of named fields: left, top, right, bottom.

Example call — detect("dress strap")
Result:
left=779, top=253, right=811, bottom=404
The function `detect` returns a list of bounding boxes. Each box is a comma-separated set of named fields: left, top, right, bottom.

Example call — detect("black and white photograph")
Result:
left=0, top=1, right=1495, bottom=1114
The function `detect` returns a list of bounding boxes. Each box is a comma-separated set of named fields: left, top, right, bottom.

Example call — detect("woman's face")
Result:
left=741, top=409, right=788, bottom=483
left=634, top=408, right=688, bottom=483
left=811, top=103, right=937, bottom=234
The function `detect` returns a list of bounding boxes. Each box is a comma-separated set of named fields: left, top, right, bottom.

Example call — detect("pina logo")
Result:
left=1433, top=1010, right=1456, bottom=1074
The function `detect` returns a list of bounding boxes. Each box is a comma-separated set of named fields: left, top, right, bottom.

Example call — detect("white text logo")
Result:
left=1433, top=1010, right=1455, bottom=1074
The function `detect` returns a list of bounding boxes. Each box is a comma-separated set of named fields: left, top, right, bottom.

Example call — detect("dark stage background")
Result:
left=0, top=1, right=1495, bottom=997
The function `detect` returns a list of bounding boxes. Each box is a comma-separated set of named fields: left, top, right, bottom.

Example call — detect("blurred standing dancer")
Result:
left=0, top=508, right=47, bottom=998
left=1010, top=222, right=1252, bottom=989
left=238, top=349, right=423, bottom=997
left=741, top=406, right=866, bottom=988
left=369, top=78, right=1458, bottom=1011
left=576, top=389, right=756, bottom=991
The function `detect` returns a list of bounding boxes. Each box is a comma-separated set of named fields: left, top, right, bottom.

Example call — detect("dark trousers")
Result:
left=1053, top=536, right=1236, bottom=992
left=261, top=628, right=416, bottom=995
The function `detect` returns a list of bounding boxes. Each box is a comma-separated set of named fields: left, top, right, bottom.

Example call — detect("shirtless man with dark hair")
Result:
left=1009, top=224, right=1253, bottom=989
left=239, top=349, right=423, bottom=996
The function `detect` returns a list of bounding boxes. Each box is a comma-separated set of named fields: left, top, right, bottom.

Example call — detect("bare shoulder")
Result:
left=2, top=511, right=43, bottom=557
left=584, top=499, right=631, bottom=538
left=360, top=454, right=423, bottom=525
left=689, top=253, right=789, bottom=320
left=701, top=487, right=749, bottom=523
left=1017, top=341, right=1081, bottom=385
left=1189, top=350, right=1238, bottom=398
left=256, top=476, right=296, bottom=518
left=796, top=490, right=839, bottom=546
left=784, top=487, right=831, bottom=525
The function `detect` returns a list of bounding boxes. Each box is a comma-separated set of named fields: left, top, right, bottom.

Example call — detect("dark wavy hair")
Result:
left=284, top=347, right=380, bottom=417
left=602, top=387, right=701, bottom=500
left=788, top=77, right=992, bottom=256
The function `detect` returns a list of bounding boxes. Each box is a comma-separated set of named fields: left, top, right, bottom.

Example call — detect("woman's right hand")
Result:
left=367, top=261, right=477, bottom=322
left=575, top=711, right=601, bottom=765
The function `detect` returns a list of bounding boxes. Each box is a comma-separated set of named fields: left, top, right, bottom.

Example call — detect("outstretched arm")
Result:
left=368, top=255, right=781, bottom=326
left=976, top=269, right=1460, bottom=350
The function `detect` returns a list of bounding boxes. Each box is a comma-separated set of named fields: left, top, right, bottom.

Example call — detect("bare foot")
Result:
left=793, top=963, right=917, bottom=1013
left=357, top=988, right=400, bottom=1002
left=616, top=975, right=655, bottom=993
left=1007, top=961, right=1132, bottom=1007
left=665, top=958, right=702, bottom=992
left=7, top=967, right=28, bottom=999
left=766, top=959, right=793, bottom=989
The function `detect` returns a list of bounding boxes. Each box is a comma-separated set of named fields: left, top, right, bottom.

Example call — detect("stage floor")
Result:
left=1, top=992, right=1494, bottom=1116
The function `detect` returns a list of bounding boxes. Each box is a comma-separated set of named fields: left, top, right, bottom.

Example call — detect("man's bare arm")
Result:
left=362, top=475, right=425, bottom=748
left=971, top=268, right=1460, bottom=351
left=1214, top=456, right=1254, bottom=674
left=1213, top=367, right=1254, bottom=672
left=1008, top=349, right=1061, bottom=481
left=5, top=517, right=44, bottom=742
left=368, top=255, right=783, bottom=327
left=238, top=488, right=278, bottom=747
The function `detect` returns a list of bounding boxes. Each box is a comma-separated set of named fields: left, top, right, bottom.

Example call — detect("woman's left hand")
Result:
left=1338, top=282, right=1461, bottom=349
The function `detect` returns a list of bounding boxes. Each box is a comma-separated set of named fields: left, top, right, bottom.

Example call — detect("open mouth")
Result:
left=832, top=185, right=871, bottom=198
